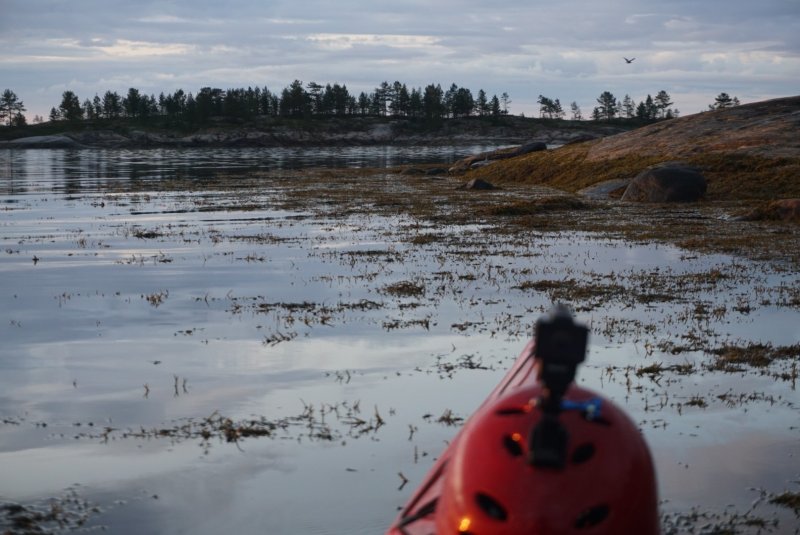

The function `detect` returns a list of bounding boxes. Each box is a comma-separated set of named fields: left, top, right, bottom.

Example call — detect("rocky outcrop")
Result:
left=621, top=163, right=707, bottom=203
left=1, top=117, right=631, bottom=149
left=463, top=96, right=800, bottom=201
left=449, top=141, right=548, bottom=172
left=585, top=96, right=800, bottom=162
left=0, top=135, right=85, bottom=148
left=458, top=178, right=496, bottom=190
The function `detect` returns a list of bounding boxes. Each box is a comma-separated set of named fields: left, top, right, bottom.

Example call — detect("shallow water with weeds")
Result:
left=1, top=148, right=799, bottom=534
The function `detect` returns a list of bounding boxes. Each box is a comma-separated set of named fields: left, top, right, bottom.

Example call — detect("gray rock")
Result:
left=621, top=163, right=707, bottom=203
left=578, top=179, right=631, bottom=200
left=469, top=160, right=494, bottom=169
left=1, top=135, right=84, bottom=148
left=450, top=141, right=547, bottom=173
left=459, top=178, right=496, bottom=190
left=509, top=141, right=547, bottom=156
left=69, top=130, right=131, bottom=146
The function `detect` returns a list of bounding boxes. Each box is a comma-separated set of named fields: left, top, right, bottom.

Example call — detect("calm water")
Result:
left=1, top=148, right=799, bottom=534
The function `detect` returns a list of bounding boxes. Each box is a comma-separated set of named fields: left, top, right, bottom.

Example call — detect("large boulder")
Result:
left=621, top=162, right=707, bottom=203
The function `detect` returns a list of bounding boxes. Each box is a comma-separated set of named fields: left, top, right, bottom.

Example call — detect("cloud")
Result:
left=135, top=15, right=195, bottom=24
left=262, top=17, right=325, bottom=25
left=306, top=33, right=442, bottom=51
left=99, top=40, right=195, bottom=58
left=0, top=0, right=797, bottom=119
left=1, top=38, right=196, bottom=63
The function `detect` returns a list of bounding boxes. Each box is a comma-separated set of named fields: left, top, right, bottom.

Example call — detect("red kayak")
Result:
left=386, top=306, right=660, bottom=535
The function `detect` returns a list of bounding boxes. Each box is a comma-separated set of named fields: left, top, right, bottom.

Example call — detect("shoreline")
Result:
left=0, top=115, right=631, bottom=149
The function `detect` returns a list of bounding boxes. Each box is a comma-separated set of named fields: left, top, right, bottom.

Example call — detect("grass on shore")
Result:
left=464, top=143, right=800, bottom=201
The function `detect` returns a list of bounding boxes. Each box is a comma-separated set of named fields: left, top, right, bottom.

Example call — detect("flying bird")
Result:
left=623, top=57, right=636, bottom=64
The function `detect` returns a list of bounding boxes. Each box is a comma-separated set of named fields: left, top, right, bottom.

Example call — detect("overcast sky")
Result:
left=1, top=0, right=798, bottom=120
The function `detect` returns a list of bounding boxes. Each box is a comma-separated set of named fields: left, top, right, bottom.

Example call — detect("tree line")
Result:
left=537, top=90, right=678, bottom=121
left=536, top=90, right=741, bottom=122
left=1, top=83, right=741, bottom=127
left=4, top=81, right=512, bottom=126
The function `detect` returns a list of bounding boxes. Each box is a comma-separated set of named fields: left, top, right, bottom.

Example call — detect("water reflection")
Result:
left=0, top=145, right=505, bottom=196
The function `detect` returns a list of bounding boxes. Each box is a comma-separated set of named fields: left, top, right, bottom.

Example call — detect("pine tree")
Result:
left=280, top=80, right=308, bottom=117
left=475, top=90, right=488, bottom=117
left=374, top=81, right=390, bottom=116
left=0, top=89, right=16, bottom=124
left=392, top=83, right=410, bottom=116
left=553, top=99, right=564, bottom=119
left=306, top=82, right=323, bottom=115
left=409, top=88, right=423, bottom=118
left=452, top=87, right=474, bottom=117
left=500, top=92, right=511, bottom=114
left=537, top=95, right=564, bottom=119
left=83, top=99, right=95, bottom=120
left=595, top=91, right=618, bottom=120
left=102, top=91, right=122, bottom=119
left=357, top=92, right=370, bottom=115
left=537, top=95, right=554, bottom=118
left=654, top=90, right=673, bottom=118
left=622, top=94, right=635, bottom=118
left=92, top=95, right=102, bottom=118
left=59, top=90, right=83, bottom=121
left=423, top=84, right=445, bottom=120
left=1, top=89, right=26, bottom=125
left=123, top=87, right=142, bottom=118
left=10, top=112, right=26, bottom=127
left=490, top=95, right=501, bottom=117
left=570, top=101, right=582, bottom=120
left=710, top=92, right=739, bottom=110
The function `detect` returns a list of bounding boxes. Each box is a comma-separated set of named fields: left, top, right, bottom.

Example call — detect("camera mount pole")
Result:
left=528, top=304, right=589, bottom=469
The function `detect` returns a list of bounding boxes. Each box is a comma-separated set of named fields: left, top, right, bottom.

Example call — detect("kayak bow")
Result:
left=386, top=306, right=660, bottom=535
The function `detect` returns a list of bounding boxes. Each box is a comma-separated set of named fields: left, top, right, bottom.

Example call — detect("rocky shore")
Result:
left=456, top=96, right=800, bottom=203
left=0, top=117, right=629, bottom=149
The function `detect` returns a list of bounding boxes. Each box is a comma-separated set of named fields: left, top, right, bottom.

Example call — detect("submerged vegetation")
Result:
left=2, top=160, right=799, bottom=532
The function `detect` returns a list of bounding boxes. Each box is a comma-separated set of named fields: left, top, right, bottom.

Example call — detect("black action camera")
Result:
left=534, top=304, right=589, bottom=400
left=529, top=304, right=589, bottom=469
